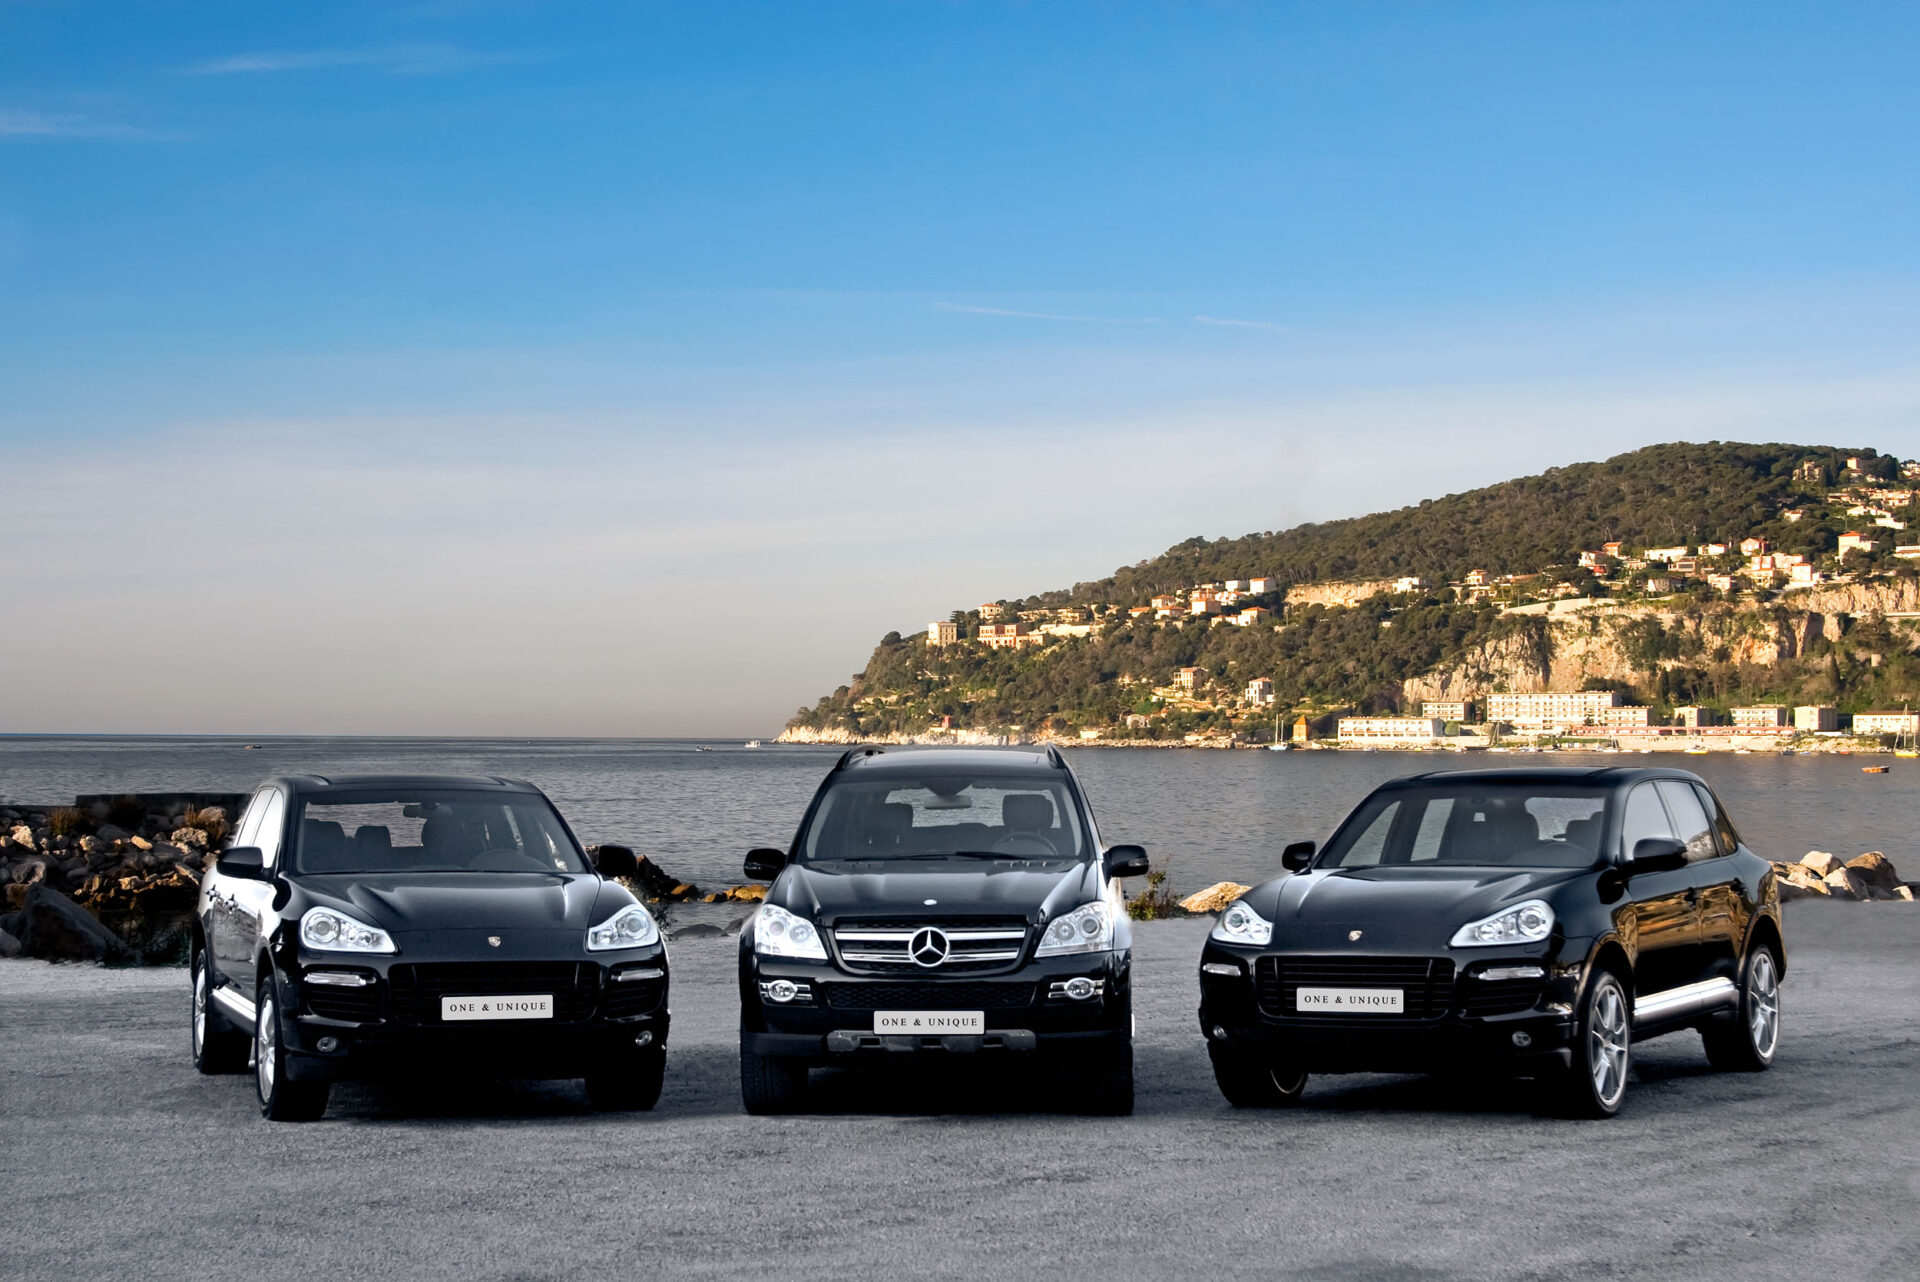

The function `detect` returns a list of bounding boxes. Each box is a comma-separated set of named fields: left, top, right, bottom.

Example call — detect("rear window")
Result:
left=291, top=790, right=588, bottom=875
left=1319, top=784, right=1610, bottom=869
left=800, top=774, right=1089, bottom=862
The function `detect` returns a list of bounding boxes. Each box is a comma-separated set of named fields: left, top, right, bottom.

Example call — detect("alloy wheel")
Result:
left=256, top=992, right=277, bottom=1099
left=1748, top=951, right=1780, bottom=1060
left=1588, top=979, right=1629, bottom=1109
left=191, top=961, right=207, bottom=1057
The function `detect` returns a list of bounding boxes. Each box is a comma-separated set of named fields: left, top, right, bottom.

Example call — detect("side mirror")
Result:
left=1281, top=841, right=1316, bottom=872
left=1104, top=844, right=1150, bottom=878
left=215, top=847, right=267, bottom=881
left=593, top=844, right=638, bottom=880
left=745, top=848, right=789, bottom=881
left=1627, top=836, right=1688, bottom=874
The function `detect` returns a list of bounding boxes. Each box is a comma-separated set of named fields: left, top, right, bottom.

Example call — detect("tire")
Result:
left=1080, top=1041, right=1135, bottom=1116
left=586, top=1046, right=667, bottom=1111
left=1703, top=943, right=1781, bottom=1072
left=1208, top=1040, right=1309, bottom=1108
left=190, top=949, right=248, bottom=1075
left=740, top=1048, right=809, bottom=1115
left=255, top=980, right=330, bottom=1122
left=1552, top=968, right=1631, bottom=1118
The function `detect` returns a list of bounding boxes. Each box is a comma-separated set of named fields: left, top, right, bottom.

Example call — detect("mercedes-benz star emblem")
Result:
left=487, top=935, right=503, bottom=948
left=1348, top=929, right=1363, bottom=942
left=908, top=927, right=950, bottom=968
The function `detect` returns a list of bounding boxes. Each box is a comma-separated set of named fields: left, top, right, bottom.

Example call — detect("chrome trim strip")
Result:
left=1476, top=965, right=1546, bottom=982
left=1200, top=962, right=1242, bottom=977
left=835, top=929, right=1027, bottom=943
left=303, top=971, right=375, bottom=988
left=211, top=986, right=257, bottom=1025
left=840, top=949, right=1023, bottom=964
left=1634, top=976, right=1738, bottom=1023
left=613, top=968, right=665, bottom=983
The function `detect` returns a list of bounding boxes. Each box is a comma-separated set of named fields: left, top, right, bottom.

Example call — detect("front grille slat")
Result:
left=822, top=982, right=1035, bottom=1011
left=831, top=917, right=1030, bottom=972
left=304, top=986, right=382, bottom=1022
left=1460, top=976, right=1544, bottom=1017
left=387, top=962, right=601, bottom=1025
left=1254, top=955, right=1456, bottom=1021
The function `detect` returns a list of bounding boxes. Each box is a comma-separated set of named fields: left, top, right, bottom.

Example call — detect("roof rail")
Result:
left=1044, top=745, right=1068, bottom=769
left=835, top=746, right=886, bottom=770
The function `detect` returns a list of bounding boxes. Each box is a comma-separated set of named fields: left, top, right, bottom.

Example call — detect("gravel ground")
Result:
left=2, top=902, right=1916, bottom=1281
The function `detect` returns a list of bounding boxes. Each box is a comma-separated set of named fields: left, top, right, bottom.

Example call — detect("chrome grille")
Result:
left=822, top=982, right=1035, bottom=1010
left=831, top=917, right=1029, bottom=971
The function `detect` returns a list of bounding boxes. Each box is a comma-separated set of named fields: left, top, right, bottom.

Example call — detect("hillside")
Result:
left=785, top=442, right=1920, bottom=743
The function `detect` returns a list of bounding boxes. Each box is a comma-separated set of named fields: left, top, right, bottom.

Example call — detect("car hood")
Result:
left=774, top=858, right=1098, bottom=924
left=1242, top=865, right=1587, bottom=951
left=295, top=872, right=622, bottom=935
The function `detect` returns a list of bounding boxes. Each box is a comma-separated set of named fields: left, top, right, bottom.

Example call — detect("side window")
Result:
left=1619, top=784, right=1674, bottom=860
left=1409, top=798, right=1453, bottom=862
left=1654, top=781, right=1717, bottom=862
left=1335, top=801, right=1400, bottom=867
left=1693, top=784, right=1741, bottom=854
left=254, top=791, right=287, bottom=869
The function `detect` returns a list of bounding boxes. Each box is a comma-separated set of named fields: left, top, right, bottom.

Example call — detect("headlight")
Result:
left=752, top=903, right=827, bottom=961
left=1036, top=901, right=1114, bottom=957
left=1450, top=899, right=1555, bottom=948
left=299, top=907, right=396, bottom=955
left=586, top=903, right=660, bottom=951
left=1210, top=898, right=1273, bottom=947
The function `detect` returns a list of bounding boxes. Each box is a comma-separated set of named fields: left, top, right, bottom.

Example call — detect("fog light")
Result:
left=1511, top=1031, right=1533, bottom=1048
left=316, top=1036, right=340, bottom=1053
left=633, top=1030, right=654, bottom=1048
left=1064, top=977, right=1096, bottom=1000
left=1211, top=1025, right=1229, bottom=1041
left=1201, top=962, right=1241, bottom=977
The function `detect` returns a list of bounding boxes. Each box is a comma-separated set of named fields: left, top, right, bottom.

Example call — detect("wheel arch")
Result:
left=1744, top=912, right=1786, bottom=979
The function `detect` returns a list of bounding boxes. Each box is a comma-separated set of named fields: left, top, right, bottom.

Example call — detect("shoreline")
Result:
left=774, top=728, right=1897, bottom=755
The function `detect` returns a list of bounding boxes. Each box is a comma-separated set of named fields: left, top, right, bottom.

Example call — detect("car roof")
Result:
left=832, top=747, right=1066, bottom=777
left=1376, top=765, right=1708, bottom=790
left=263, top=774, right=546, bottom=797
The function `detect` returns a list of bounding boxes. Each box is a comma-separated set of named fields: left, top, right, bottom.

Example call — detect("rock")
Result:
left=1799, top=851, right=1845, bottom=877
left=1894, top=886, right=1917, bottom=902
left=1845, top=852, right=1903, bottom=892
left=94, top=824, right=130, bottom=842
left=58, top=858, right=89, bottom=883
left=725, top=915, right=749, bottom=935
left=669, top=923, right=723, bottom=940
left=1824, top=868, right=1871, bottom=899
left=1179, top=881, right=1252, bottom=914
left=77, top=835, right=105, bottom=855
left=0, top=927, right=19, bottom=957
left=170, top=828, right=208, bottom=849
left=8, top=825, right=33, bottom=847
left=10, top=884, right=128, bottom=963
left=171, top=861, right=202, bottom=884
left=5, top=884, right=26, bottom=910
left=13, top=856, right=50, bottom=886
left=128, top=835, right=152, bottom=851
left=726, top=884, right=767, bottom=902
left=1777, top=880, right=1824, bottom=902
left=668, top=882, right=699, bottom=900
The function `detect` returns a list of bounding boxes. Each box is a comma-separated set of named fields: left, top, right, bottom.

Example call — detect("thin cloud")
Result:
left=936, top=302, right=1160, bottom=324
left=182, top=44, right=525, bottom=77
left=0, top=110, right=175, bottom=141
left=1194, top=314, right=1296, bottom=333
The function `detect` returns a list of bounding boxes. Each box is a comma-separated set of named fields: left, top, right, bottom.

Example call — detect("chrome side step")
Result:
left=1634, top=977, right=1737, bottom=1026
left=211, top=986, right=258, bottom=1027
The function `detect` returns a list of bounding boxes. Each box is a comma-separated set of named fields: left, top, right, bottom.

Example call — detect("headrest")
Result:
left=353, top=825, right=392, bottom=853
left=1003, top=794, right=1054, bottom=832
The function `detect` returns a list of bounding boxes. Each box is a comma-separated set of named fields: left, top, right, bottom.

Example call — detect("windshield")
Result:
left=1317, top=784, right=1610, bottom=870
left=800, top=775, right=1090, bottom=863
left=291, top=790, right=589, bottom=875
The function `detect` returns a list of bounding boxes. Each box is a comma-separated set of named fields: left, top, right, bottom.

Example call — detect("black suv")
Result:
left=190, top=774, right=669, bottom=1120
left=737, top=747, right=1149, bottom=1115
left=1198, top=767, right=1784, bottom=1117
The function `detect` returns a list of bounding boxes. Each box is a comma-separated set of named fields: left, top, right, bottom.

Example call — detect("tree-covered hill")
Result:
left=786, top=441, right=1920, bottom=741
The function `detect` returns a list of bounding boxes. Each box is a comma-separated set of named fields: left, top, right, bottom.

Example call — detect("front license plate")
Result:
left=1297, top=987, right=1404, bottom=1014
left=440, top=994, right=554, bottom=1022
left=874, top=1010, right=985, bottom=1035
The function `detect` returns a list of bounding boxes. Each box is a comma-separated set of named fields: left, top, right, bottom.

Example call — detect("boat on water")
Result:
left=1864, top=765, right=1890, bottom=774
left=745, top=740, right=762, bottom=748
left=1684, top=746, right=1710, bottom=755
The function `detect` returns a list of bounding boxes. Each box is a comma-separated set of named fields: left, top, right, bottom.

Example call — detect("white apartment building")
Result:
left=1245, top=678, right=1275, bottom=706
left=1598, top=705, right=1656, bottom=727
left=1336, top=716, right=1446, bottom=744
left=1248, top=577, right=1276, bottom=594
left=1731, top=705, right=1790, bottom=728
left=1853, top=711, right=1920, bottom=737
left=1485, top=690, right=1623, bottom=729
left=927, top=620, right=959, bottom=647
left=1421, top=700, right=1474, bottom=722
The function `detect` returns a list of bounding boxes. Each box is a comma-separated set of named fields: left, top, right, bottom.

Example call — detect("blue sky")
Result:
left=4, top=2, right=1919, bottom=734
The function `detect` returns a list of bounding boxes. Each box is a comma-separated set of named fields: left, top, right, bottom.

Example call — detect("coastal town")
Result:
left=884, top=453, right=1920, bottom=752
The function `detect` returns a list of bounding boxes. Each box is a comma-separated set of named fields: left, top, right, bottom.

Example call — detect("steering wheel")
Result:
left=990, top=832, right=1059, bottom=857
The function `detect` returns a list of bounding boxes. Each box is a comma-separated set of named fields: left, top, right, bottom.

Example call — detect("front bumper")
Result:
left=271, top=937, right=670, bottom=1082
left=1197, top=942, right=1582, bottom=1075
left=741, top=949, right=1131, bottom=1063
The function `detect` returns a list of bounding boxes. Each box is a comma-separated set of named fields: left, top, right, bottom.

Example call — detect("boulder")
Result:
left=0, top=926, right=19, bottom=957
left=169, top=828, right=208, bottom=849
left=94, top=824, right=130, bottom=842
left=8, top=825, right=33, bottom=847
left=1824, top=868, right=1871, bottom=900
left=1799, top=851, right=1845, bottom=877
left=669, top=923, right=723, bottom=940
left=12, top=856, right=50, bottom=886
left=5, top=884, right=26, bottom=910
left=1894, top=886, right=1917, bottom=902
left=1845, top=852, right=1903, bottom=892
left=77, top=835, right=105, bottom=855
left=128, top=835, right=152, bottom=851
left=10, top=884, right=128, bottom=963
left=1777, top=880, right=1826, bottom=902
left=1179, top=881, right=1251, bottom=914
left=725, top=884, right=767, bottom=902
